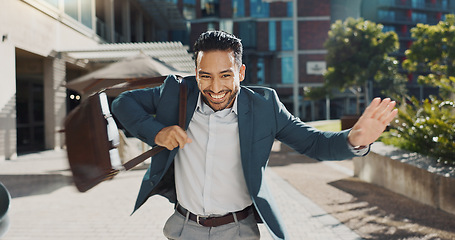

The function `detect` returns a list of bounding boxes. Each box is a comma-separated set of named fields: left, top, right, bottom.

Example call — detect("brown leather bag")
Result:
left=64, top=76, right=187, bottom=192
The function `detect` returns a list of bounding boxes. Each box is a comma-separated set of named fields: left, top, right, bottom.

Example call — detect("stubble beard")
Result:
left=202, top=87, right=239, bottom=112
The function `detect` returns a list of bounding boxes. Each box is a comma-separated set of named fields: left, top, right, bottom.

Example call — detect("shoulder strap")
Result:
left=122, top=78, right=187, bottom=171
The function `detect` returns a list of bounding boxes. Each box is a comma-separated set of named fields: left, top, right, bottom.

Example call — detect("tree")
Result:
left=403, top=14, right=455, bottom=100
left=324, top=17, right=403, bottom=114
left=382, top=15, right=455, bottom=164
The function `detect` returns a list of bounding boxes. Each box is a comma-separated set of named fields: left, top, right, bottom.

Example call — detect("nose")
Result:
left=211, top=78, right=223, bottom=93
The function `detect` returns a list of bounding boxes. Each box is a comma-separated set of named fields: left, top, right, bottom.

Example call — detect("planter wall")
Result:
left=354, top=142, right=455, bottom=215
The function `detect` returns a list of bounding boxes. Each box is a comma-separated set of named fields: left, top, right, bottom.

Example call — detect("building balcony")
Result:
left=378, top=0, right=451, bottom=12
left=378, top=0, right=411, bottom=9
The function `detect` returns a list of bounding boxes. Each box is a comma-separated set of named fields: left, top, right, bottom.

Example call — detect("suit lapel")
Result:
left=183, top=77, right=199, bottom=130
left=185, top=87, right=198, bottom=130
left=237, top=88, right=253, bottom=185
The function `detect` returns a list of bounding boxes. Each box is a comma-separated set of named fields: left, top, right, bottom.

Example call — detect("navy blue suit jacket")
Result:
left=112, top=75, right=358, bottom=239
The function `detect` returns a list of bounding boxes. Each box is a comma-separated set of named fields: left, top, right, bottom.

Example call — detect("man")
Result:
left=112, top=30, right=397, bottom=240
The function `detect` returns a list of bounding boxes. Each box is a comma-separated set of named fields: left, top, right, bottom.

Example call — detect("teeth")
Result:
left=210, top=93, right=226, bottom=99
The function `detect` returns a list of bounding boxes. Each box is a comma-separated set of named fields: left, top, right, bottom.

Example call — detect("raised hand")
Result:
left=155, top=125, right=192, bottom=150
left=347, top=97, right=398, bottom=147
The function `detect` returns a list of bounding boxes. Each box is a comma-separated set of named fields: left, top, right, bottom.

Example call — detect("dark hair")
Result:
left=193, top=30, right=243, bottom=67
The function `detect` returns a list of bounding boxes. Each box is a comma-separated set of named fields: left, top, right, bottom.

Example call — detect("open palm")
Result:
left=348, top=98, right=398, bottom=147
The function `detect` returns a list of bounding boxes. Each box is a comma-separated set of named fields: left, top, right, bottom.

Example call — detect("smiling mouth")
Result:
left=205, top=91, right=230, bottom=102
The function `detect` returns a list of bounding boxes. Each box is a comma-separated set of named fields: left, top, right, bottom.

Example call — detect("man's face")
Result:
left=195, top=50, right=246, bottom=111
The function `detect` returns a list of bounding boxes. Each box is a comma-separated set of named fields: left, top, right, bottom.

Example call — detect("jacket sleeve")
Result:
left=111, top=84, right=166, bottom=147
left=271, top=90, right=356, bottom=161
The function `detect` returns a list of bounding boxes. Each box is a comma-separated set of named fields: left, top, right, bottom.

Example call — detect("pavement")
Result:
left=0, top=137, right=454, bottom=239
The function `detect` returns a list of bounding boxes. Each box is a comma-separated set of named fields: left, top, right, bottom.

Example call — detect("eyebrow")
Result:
left=198, top=69, right=234, bottom=75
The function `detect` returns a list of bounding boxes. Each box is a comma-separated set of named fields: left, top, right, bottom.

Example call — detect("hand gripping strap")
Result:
left=122, top=77, right=187, bottom=171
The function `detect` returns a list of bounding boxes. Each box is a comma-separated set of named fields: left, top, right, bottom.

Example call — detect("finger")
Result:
left=362, top=97, right=382, bottom=118
left=173, top=127, right=191, bottom=149
left=378, top=100, right=396, bottom=122
left=371, top=98, right=391, bottom=119
left=165, top=139, right=178, bottom=150
left=383, top=108, right=398, bottom=125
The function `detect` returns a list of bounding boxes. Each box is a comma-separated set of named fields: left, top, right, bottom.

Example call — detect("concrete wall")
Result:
left=1, top=0, right=99, bottom=56
left=0, top=0, right=102, bottom=158
left=0, top=41, right=17, bottom=160
left=354, top=143, right=455, bottom=216
left=44, top=57, right=67, bottom=150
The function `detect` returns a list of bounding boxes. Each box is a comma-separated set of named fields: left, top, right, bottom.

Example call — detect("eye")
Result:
left=221, top=74, right=232, bottom=78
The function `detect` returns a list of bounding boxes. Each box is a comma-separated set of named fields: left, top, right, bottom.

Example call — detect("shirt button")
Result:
left=150, top=181, right=155, bottom=187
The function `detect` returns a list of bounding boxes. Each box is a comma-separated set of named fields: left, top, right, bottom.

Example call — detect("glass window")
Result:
left=281, top=57, right=294, bottom=84
left=183, top=0, right=196, bottom=19
left=281, top=20, right=293, bottom=51
left=207, top=22, right=216, bottom=31
left=412, top=0, right=425, bottom=8
left=286, top=2, right=293, bottom=17
left=233, top=0, right=245, bottom=17
left=412, top=12, right=427, bottom=22
left=81, top=0, right=92, bottom=28
left=382, top=25, right=396, bottom=32
left=64, top=0, right=79, bottom=20
left=250, top=0, right=269, bottom=18
left=269, top=21, right=276, bottom=51
left=378, top=10, right=395, bottom=20
left=220, top=20, right=234, bottom=34
left=201, top=0, right=219, bottom=17
left=43, top=0, right=58, bottom=7
left=257, top=58, right=265, bottom=84
left=238, top=21, right=256, bottom=48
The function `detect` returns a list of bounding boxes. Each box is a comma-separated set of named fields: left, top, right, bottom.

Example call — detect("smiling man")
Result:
left=112, top=30, right=398, bottom=240
left=196, top=49, right=245, bottom=111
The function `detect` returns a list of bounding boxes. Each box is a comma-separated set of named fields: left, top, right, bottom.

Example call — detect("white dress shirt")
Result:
left=175, top=91, right=252, bottom=216
left=174, top=90, right=368, bottom=217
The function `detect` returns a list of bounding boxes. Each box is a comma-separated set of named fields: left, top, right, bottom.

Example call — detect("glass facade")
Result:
left=183, top=0, right=197, bottom=19
left=201, top=0, right=219, bottom=17
left=43, top=0, right=58, bottom=7
left=411, top=0, right=425, bottom=8
left=64, top=0, right=79, bottom=20
left=281, top=57, right=294, bottom=84
left=220, top=20, right=234, bottom=34
left=382, top=25, right=396, bottom=32
left=269, top=21, right=276, bottom=51
left=281, top=20, right=293, bottom=51
left=412, top=12, right=427, bottom=22
left=257, top=58, right=265, bottom=84
left=378, top=10, right=395, bottom=20
left=47, top=0, right=94, bottom=29
left=81, top=0, right=92, bottom=28
left=287, top=2, right=293, bottom=17
left=250, top=0, right=269, bottom=17
left=238, top=21, right=256, bottom=48
left=233, top=0, right=245, bottom=17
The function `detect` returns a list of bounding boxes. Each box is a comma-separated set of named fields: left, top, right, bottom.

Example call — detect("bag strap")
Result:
left=122, top=77, right=187, bottom=171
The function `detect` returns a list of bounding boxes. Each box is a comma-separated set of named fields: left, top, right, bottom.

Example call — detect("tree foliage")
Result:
left=323, top=18, right=405, bottom=113
left=403, top=14, right=455, bottom=99
left=382, top=96, right=455, bottom=164
left=382, top=15, right=455, bottom=164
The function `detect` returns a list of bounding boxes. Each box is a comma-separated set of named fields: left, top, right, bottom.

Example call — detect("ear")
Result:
left=239, top=64, right=246, bottom=82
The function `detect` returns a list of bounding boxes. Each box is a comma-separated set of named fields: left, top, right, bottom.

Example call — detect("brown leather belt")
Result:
left=176, top=204, right=252, bottom=227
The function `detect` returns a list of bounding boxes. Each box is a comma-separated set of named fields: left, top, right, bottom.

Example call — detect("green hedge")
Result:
left=381, top=96, right=455, bottom=165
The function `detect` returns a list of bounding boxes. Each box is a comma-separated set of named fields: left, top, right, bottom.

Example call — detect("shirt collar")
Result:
left=196, top=89, right=240, bottom=115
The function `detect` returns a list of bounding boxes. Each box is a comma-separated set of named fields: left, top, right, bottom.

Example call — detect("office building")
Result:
left=0, top=0, right=193, bottom=160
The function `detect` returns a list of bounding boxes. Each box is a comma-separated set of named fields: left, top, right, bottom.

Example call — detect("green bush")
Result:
left=381, top=96, right=455, bottom=165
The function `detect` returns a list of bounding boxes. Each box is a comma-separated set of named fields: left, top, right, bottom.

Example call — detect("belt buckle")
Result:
left=196, top=215, right=204, bottom=226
